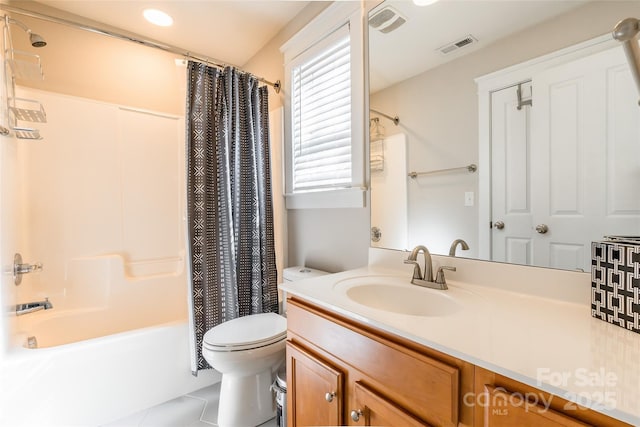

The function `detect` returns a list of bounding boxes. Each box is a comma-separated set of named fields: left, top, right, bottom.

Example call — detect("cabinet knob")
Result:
left=325, top=391, right=336, bottom=402
left=350, top=409, right=363, bottom=422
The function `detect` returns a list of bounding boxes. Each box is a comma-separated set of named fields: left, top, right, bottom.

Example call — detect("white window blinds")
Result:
left=291, top=27, right=351, bottom=192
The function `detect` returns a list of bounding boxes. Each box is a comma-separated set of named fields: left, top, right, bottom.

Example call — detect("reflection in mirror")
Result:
left=368, top=0, right=640, bottom=272
left=370, top=111, right=408, bottom=250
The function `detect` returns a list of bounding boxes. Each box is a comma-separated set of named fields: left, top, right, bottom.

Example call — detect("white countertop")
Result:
left=280, top=258, right=640, bottom=426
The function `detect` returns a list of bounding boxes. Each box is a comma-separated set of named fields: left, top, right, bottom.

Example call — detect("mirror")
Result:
left=368, top=0, right=640, bottom=272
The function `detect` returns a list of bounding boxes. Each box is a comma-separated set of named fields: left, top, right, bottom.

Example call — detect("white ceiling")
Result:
left=30, top=0, right=312, bottom=66
left=22, top=1, right=591, bottom=88
left=369, top=0, right=589, bottom=92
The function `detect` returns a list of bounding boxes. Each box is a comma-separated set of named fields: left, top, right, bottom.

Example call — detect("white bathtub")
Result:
left=15, top=306, right=178, bottom=349
left=0, top=256, right=220, bottom=426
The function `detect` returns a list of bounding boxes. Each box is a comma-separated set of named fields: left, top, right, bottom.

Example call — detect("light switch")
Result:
left=465, top=192, right=474, bottom=206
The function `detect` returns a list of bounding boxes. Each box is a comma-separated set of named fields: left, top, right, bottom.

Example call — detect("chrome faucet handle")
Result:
left=403, top=259, right=422, bottom=280
left=17, top=262, right=43, bottom=274
left=13, top=253, right=43, bottom=286
left=405, top=245, right=434, bottom=283
left=435, top=266, right=456, bottom=287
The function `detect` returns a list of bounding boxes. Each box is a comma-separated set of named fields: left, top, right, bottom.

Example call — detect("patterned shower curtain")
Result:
left=185, top=62, right=278, bottom=373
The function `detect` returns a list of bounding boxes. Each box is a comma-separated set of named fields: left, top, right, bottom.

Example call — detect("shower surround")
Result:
left=0, top=87, right=218, bottom=426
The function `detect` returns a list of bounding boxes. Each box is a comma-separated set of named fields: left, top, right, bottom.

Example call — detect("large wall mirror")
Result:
left=368, top=0, right=640, bottom=272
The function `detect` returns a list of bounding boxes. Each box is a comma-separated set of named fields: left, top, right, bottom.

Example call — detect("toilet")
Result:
left=280, top=266, right=329, bottom=315
left=202, top=266, right=328, bottom=427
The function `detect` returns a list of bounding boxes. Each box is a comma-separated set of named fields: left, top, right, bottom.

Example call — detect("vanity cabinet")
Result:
left=474, top=367, right=630, bottom=427
left=286, top=296, right=632, bottom=427
left=286, top=341, right=344, bottom=426
left=286, top=297, right=475, bottom=427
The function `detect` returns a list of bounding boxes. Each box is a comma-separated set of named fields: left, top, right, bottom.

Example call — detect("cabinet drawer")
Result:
left=483, top=385, right=590, bottom=427
left=287, top=299, right=459, bottom=426
left=474, top=367, right=631, bottom=427
left=353, top=381, right=431, bottom=427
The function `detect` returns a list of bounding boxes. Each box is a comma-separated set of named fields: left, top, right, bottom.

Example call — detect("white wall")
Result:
left=370, top=0, right=640, bottom=257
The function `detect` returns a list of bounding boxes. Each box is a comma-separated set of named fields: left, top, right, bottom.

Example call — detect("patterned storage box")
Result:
left=591, top=237, right=640, bottom=333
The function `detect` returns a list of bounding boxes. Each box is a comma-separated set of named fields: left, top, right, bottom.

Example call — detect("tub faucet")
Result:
left=404, top=245, right=451, bottom=290
left=15, top=298, right=53, bottom=316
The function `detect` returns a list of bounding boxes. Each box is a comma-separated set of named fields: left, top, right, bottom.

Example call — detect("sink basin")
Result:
left=334, top=276, right=462, bottom=317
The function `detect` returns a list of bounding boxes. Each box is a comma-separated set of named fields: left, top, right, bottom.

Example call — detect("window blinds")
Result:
left=292, top=31, right=351, bottom=191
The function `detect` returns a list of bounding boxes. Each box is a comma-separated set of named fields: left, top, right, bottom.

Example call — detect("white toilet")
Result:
left=202, top=266, right=328, bottom=427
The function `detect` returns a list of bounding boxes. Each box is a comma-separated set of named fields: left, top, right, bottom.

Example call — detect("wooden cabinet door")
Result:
left=351, top=381, right=430, bottom=427
left=286, top=341, right=344, bottom=427
left=483, top=385, right=590, bottom=427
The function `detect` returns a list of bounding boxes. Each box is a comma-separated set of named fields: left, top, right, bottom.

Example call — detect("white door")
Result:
left=491, top=46, right=640, bottom=271
left=490, top=82, right=533, bottom=266
left=531, top=46, right=640, bottom=271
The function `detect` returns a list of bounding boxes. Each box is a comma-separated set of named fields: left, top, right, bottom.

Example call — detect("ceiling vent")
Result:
left=368, top=6, right=407, bottom=34
left=437, top=34, right=478, bottom=55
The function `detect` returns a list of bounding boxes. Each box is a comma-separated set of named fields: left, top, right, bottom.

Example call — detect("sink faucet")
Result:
left=404, top=245, right=454, bottom=290
left=404, top=245, right=433, bottom=283
left=449, top=239, right=469, bottom=256
left=15, top=298, right=53, bottom=316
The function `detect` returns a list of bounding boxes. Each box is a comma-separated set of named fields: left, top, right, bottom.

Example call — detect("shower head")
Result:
left=28, top=31, right=47, bottom=48
left=6, top=17, right=47, bottom=48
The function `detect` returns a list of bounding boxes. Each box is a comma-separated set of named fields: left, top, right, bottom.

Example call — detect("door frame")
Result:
left=475, top=33, right=616, bottom=261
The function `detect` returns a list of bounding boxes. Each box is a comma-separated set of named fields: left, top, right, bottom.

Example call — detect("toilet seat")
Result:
left=203, top=312, right=286, bottom=352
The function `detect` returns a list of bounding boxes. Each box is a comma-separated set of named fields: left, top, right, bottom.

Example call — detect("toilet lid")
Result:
left=203, top=313, right=287, bottom=351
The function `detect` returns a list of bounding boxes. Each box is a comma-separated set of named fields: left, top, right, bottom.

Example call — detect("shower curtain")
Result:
left=185, top=62, right=278, bottom=373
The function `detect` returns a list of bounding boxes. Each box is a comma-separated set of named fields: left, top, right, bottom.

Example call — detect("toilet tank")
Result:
left=280, top=266, right=329, bottom=314
left=283, top=266, right=329, bottom=282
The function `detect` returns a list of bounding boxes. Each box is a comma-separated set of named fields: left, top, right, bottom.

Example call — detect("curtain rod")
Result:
left=613, top=17, right=640, bottom=105
left=370, top=108, right=399, bottom=125
left=0, top=4, right=281, bottom=93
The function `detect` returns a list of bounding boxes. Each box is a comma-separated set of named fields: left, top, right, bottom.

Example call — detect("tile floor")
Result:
left=104, top=382, right=277, bottom=427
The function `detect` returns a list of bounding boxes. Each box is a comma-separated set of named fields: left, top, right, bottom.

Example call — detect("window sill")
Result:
left=285, top=188, right=366, bottom=210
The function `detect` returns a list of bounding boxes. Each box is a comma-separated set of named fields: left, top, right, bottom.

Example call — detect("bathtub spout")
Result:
left=15, top=297, right=53, bottom=316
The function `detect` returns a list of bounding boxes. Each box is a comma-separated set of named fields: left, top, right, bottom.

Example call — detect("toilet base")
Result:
left=217, top=369, right=275, bottom=427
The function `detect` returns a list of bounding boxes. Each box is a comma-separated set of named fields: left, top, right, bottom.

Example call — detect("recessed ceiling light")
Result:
left=143, top=9, right=173, bottom=27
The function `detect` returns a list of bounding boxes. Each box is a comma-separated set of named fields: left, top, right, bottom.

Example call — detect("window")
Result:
left=281, top=3, right=365, bottom=209
left=292, top=30, right=351, bottom=192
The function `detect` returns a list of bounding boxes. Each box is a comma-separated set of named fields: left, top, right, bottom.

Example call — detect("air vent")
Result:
left=437, top=34, right=478, bottom=55
left=369, top=6, right=407, bottom=34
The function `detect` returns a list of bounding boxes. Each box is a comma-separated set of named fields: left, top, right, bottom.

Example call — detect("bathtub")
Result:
left=14, top=301, right=188, bottom=349
left=0, top=256, right=220, bottom=426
